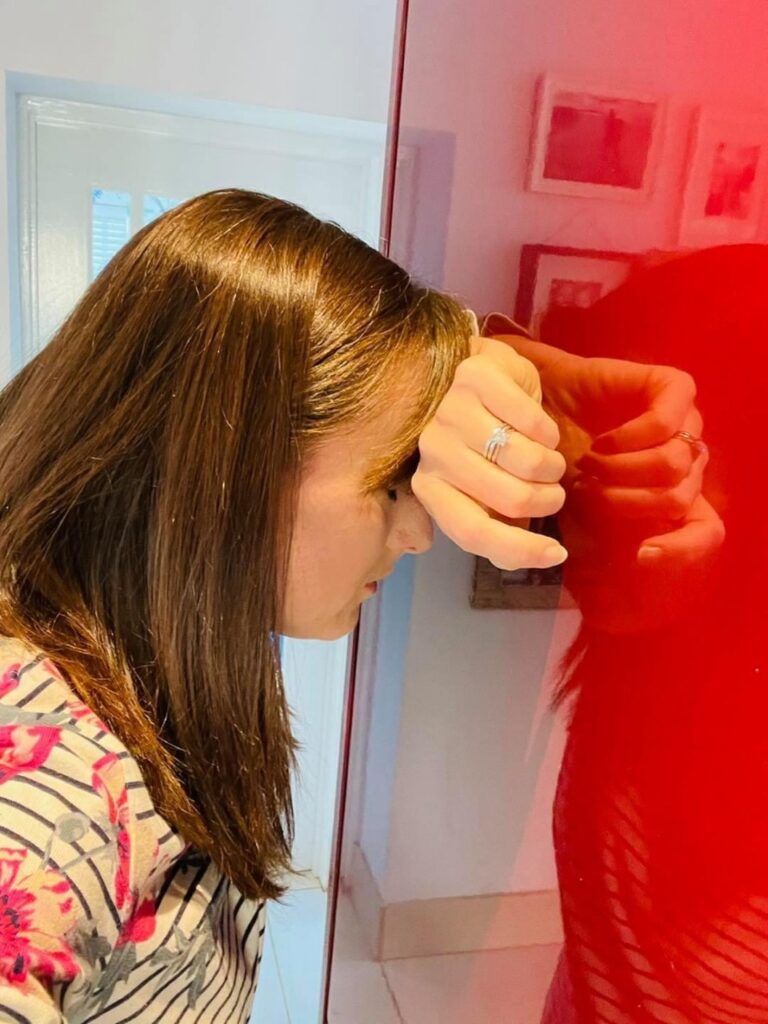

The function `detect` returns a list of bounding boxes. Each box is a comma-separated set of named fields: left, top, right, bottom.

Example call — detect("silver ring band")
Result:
left=483, top=422, right=515, bottom=465
left=674, top=430, right=709, bottom=459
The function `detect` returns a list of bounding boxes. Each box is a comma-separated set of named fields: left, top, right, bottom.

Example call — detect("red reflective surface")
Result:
left=325, top=2, right=768, bottom=1021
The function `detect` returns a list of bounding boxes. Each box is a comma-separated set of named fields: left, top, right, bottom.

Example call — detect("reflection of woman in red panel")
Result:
left=535, top=245, right=768, bottom=1022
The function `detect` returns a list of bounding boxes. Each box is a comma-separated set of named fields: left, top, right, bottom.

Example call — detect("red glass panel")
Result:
left=324, top=2, right=768, bottom=1021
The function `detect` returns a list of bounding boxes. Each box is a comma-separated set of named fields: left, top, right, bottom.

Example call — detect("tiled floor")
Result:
left=251, top=885, right=560, bottom=1024
left=326, top=888, right=402, bottom=1024
left=381, top=944, right=561, bottom=1024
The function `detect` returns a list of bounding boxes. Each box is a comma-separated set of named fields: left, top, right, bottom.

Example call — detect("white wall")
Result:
left=358, top=556, right=417, bottom=884
left=358, top=0, right=768, bottom=904
left=382, top=535, right=579, bottom=902
left=403, top=0, right=768, bottom=310
left=0, top=0, right=398, bottom=381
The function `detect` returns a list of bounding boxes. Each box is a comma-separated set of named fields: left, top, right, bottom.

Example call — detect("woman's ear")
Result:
left=462, top=307, right=480, bottom=336
left=480, top=311, right=533, bottom=340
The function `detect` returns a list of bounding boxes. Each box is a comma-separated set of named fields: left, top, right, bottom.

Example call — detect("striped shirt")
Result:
left=0, top=635, right=266, bottom=1023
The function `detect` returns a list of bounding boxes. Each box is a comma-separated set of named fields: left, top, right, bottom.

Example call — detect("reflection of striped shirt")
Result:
left=541, top=651, right=768, bottom=1024
left=0, top=635, right=266, bottom=1023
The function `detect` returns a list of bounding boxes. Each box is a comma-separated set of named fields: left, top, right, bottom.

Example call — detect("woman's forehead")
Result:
left=305, top=386, right=422, bottom=481
left=355, top=391, right=420, bottom=460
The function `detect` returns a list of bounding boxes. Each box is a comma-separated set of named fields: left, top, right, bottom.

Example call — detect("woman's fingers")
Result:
left=412, top=341, right=568, bottom=570
left=411, top=471, right=568, bottom=570
left=437, top=390, right=567, bottom=483
left=420, top=428, right=566, bottom=519
left=637, top=495, right=726, bottom=566
left=591, top=365, right=697, bottom=453
left=454, top=351, right=560, bottom=450
left=576, top=406, right=706, bottom=487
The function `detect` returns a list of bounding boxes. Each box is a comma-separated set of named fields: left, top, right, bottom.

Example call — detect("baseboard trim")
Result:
left=344, top=842, right=563, bottom=961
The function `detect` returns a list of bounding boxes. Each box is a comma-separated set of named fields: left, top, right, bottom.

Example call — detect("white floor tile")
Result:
left=253, top=882, right=557, bottom=1024
left=382, top=943, right=562, bottom=1024
left=326, top=890, right=402, bottom=1024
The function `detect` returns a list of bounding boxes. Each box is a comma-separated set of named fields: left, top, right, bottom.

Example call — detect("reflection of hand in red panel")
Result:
left=479, top=316, right=726, bottom=632
left=536, top=346, right=724, bottom=576
left=481, top=318, right=706, bottom=520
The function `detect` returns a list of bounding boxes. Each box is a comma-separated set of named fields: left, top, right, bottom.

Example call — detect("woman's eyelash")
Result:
left=385, top=477, right=414, bottom=500
left=390, top=453, right=420, bottom=485
left=381, top=451, right=419, bottom=500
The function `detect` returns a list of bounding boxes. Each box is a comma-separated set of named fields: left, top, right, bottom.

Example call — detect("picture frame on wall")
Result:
left=470, top=517, right=576, bottom=610
left=527, top=75, right=666, bottom=201
left=514, top=243, right=638, bottom=337
left=678, top=106, right=768, bottom=247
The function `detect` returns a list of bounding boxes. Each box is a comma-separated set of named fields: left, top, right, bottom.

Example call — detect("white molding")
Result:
left=339, top=584, right=385, bottom=883
left=16, top=94, right=39, bottom=368
left=14, top=88, right=388, bottom=363
left=313, top=633, right=351, bottom=888
left=7, top=70, right=388, bottom=143
left=346, top=842, right=563, bottom=962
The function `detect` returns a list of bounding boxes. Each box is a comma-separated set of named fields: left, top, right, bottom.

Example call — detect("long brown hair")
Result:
left=0, top=189, right=471, bottom=900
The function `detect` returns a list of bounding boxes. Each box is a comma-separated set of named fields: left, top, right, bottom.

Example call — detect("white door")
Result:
left=16, top=93, right=386, bottom=360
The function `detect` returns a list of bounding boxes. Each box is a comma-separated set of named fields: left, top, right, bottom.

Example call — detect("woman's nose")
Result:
left=397, top=497, right=434, bottom=555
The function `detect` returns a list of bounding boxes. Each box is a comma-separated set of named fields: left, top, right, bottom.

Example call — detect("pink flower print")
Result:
left=0, top=846, right=81, bottom=989
left=146, top=841, right=173, bottom=886
left=0, top=724, right=61, bottom=786
left=0, top=661, right=21, bottom=700
left=67, top=697, right=111, bottom=735
left=41, top=659, right=66, bottom=684
left=116, top=894, right=157, bottom=948
left=91, top=753, right=131, bottom=912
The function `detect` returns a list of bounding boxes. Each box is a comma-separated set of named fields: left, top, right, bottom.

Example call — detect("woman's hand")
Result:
left=485, top=328, right=724, bottom=567
left=410, top=335, right=568, bottom=570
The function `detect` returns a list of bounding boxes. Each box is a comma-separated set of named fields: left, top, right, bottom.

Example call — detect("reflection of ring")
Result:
left=483, top=422, right=515, bottom=464
left=674, top=430, right=709, bottom=458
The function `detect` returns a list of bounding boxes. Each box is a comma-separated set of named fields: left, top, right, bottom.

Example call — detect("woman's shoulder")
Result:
left=0, top=633, right=114, bottom=729
left=0, top=633, right=146, bottom=786
left=0, top=633, right=188, bottom=893
left=0, top=636, right=217, bottom=1019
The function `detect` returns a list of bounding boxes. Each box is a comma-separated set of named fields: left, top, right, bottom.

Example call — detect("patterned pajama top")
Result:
left=0, top=635, right=267, bottom=1023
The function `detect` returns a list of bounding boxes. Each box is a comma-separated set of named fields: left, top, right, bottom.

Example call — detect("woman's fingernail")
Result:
left=637, top=545, right=663, bottom=563
left=543, top=544, right=568, bottom=565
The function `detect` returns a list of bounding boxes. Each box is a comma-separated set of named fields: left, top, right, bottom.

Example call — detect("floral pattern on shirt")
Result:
left=0, top=721, right=61, bottom=787
left=0, top=847, right=80, bottom=994
left=0, top=642, right=264, bottom=1022
left=0, top=662, right=21, bottom=700
left=91, top=752, right=135, bottom=914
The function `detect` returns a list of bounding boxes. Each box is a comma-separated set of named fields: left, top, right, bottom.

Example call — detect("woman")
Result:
left=537, top=245, right=768, bottom=1022
left=0, top=189, right=570, bottom=1023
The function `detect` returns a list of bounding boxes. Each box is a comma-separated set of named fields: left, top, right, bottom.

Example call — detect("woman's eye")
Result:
left=384, top=480, right=414, bottom=502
